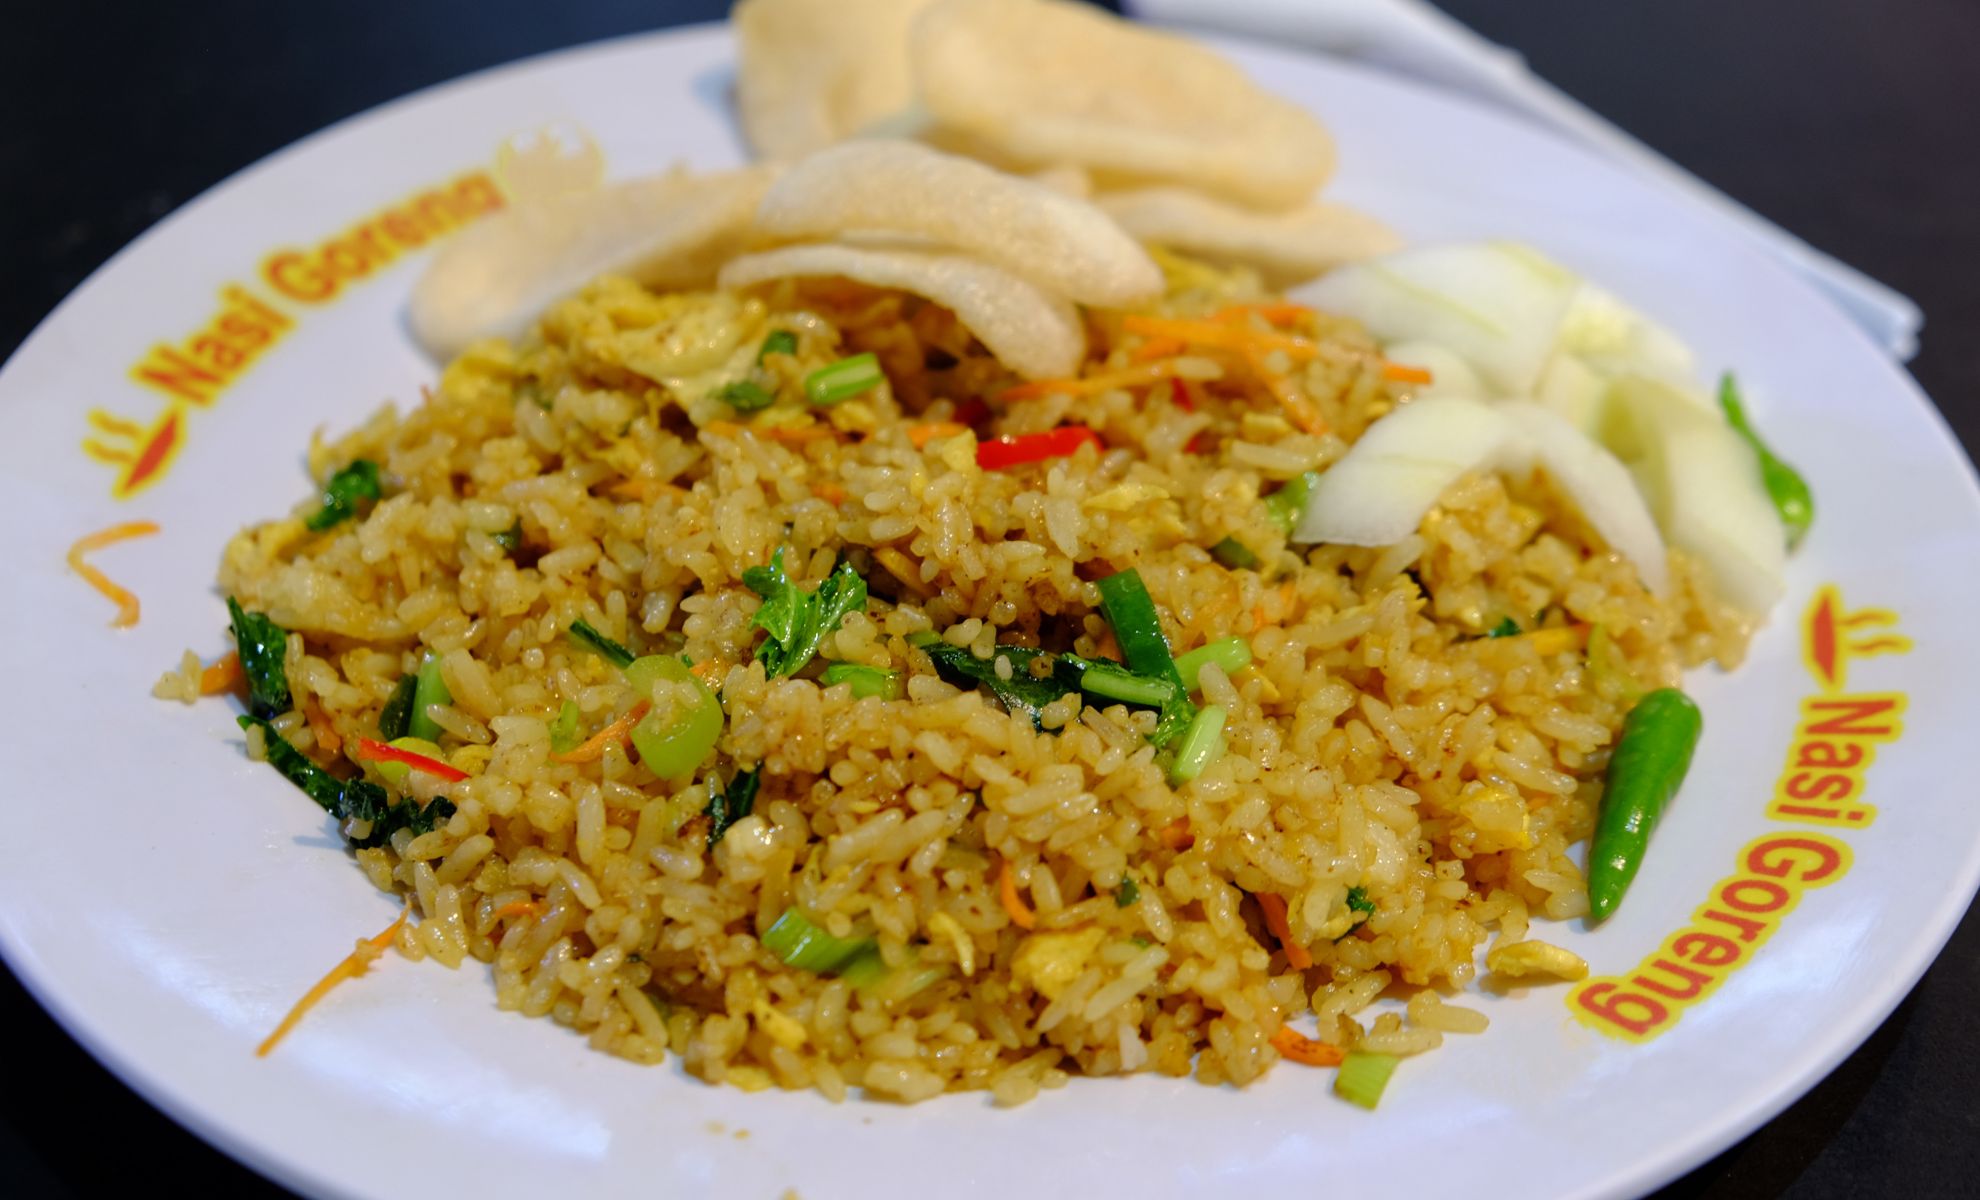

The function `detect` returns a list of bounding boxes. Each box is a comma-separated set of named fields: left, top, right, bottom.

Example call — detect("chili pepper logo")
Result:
left=1804, top=585, right=1911, bottom=692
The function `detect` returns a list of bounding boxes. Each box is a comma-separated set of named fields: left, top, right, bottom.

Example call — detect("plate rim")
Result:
left=4, top=20, right=1979, bottom=1200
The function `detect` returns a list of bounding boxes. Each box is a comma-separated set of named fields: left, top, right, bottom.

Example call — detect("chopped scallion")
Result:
left=625, top=656, right=724, bottom=780
left=762, top=907, right=875, bottom=973
left=1263, top=471, right=1320, bottom=535
left=716, top=379, right=776, bottom=412
left=1115, top=876, right=1140, bottom=907
left=1168, top=704, right=1228, bottom=784
left=758, top=329, right=798, bottom=361
left=548, top=699, right=581, bottom=754
left=804, top=352, right=883, bottom=406
left=1067, top=656, right=1177, bottom=708
left=1334, top=1051, right=1400, bottom=1109
left=1174, top=637, right=1252, bottom=691
left=1486, top=616, right=1521, bottom=638
left=407, top=652, right=452, bottom=743
left=1210, top=536, right=1259, bottom=569
left=821, top=663, right=904, bottom=699
left=567, top=619, right=635, bottom=669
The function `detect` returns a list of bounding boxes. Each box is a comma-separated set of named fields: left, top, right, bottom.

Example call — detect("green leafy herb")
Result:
left=1115, top=876, right=1140, bottom=907
left=226, top=597, right=291, bottom=720
left=918, top=639, right=1072, bottom=730
left=567, top=619, right=636, bottom=670
left=1486, top=616, right=1521, bottom=638
left=716, top=379, right=776, bottom=412
left=238, top=715, right=455, bottom=848
left=706, top=767, right=761, bottom=845
left=742, top=548, right=868, bottom=677
left=804, top=352, right=883, bottom=406
left=304, top=460, right=382, bottom=531
left=758, top=330, right=798, bottom=361
left=1346, top=886, right=1376, bottom=917
left=378, top=674, right=416, bottom=740
left=491, top=521, right=522, bottom=554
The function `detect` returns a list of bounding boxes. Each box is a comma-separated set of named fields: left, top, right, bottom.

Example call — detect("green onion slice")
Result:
left=625, top=656, right=724, bottom=781
left=805, top=352, right=884, bottom=406
left=1334, top=1051, right=1400, bottom=1109
left=1174, top=637, right=1252, bottom=691
left=407, top=652, right=452, bottom=743
left=762, top=907, right=875, bottom=973
left=1168, top=704, right=1228, bottom=784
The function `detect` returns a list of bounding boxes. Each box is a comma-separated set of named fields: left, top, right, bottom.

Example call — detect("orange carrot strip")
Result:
left=1121, top=315, right=1321, bottom=361
left=493, top=901, right=542, bottom=921
left=551, top=700, right=651, bottom=764
left=1242, top=349, right=1329, bottom=437
left=1256, top=893, right=1315, bottom=970
left=199, top=651, right=243, bottom=696
left=688, top=659, right=728, bottom=686
left=760, top=424, right=841, bottom=444
left=1212, top=303, right=1313, bottom=327
left=998, top=860, right=1036, bottom=930
left=1270, top=1025, right=1345, bottom=1067
left=999, top=360, right=1188, bottom=402
left=257, top=907, right=409, bottom=1057
left=306, top=698, right=342, bottom=757
left=1159, top=818, right=1194, bottom=851
left=1381, top=361, right=1434, bottom=385
left=1129, top=336, right=1187, bottom=362
left=810, top=481, right=847, bottom=505
left=908, top=422, right=969, bottom=449
left=66, top=520, right=160, bottom=627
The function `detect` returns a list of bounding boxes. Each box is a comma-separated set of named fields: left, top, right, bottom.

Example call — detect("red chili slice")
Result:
left=975, top=426, right=1102, bottom=470
left=353, top=737, right=468, bottom=782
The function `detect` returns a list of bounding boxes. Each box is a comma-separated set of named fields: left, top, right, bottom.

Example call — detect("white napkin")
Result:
left=1130, top=0, right=1923, bottom=360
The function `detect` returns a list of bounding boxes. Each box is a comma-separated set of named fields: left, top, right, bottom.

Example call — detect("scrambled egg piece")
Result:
left=1486, top=939, right=1589, bottom=981
left=1010, top=926, right=1107, bottom=1001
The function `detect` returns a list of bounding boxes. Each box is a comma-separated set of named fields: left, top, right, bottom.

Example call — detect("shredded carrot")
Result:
left=1270, top=1024, right=1344, bottom=1067
left=1212, top=302, right=1313, bottom=327
left=551, top=700, right=650, bottom=764
left=811, top=481, right=847, bottom=505
left=1129, top=335, right=1188, bottom=362
left=1256, top=893, right=1315, bottom=970
left=66, top=520, right=160, bottom=627
left=493, top=900, right=542, bottom=922
left=257, top=907, right=409, bottom=1057
left=1121, top=315, right=1321, bottom=361
left=1381, top=361, right=1434, bottom=385
left=1000, top=359, right=1188, bottom=401
left=1159, top=818, right=1195, bottom=851
left=305, top=698, right=342, bottom=757
left=688, top=659, right=729, bottom=686
left=1251, top=604, right=1267, bottom=634
left=1242, top=348, right=1329, bottom=436
left=199, top=651, right=243, bottom=696
left=997, top=859, right=1036, bottom=930
left=908, top=421, right=969, bottom=449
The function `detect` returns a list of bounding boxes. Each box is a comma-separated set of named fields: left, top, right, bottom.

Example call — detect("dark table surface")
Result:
left=4, top=1, right=1976, bottom=1196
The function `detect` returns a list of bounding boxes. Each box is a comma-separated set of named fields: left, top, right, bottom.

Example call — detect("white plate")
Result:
left=3, top=23, right=1977, bottom=1200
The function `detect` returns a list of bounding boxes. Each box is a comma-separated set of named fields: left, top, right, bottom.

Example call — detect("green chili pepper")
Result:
left=1718, top=373, right=1814, bottom=550
left=1587, top=688, right=1703, bottom=920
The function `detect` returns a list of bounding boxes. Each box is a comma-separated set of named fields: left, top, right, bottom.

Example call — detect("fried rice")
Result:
left=197, top=254, right=1752, bottom=1103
